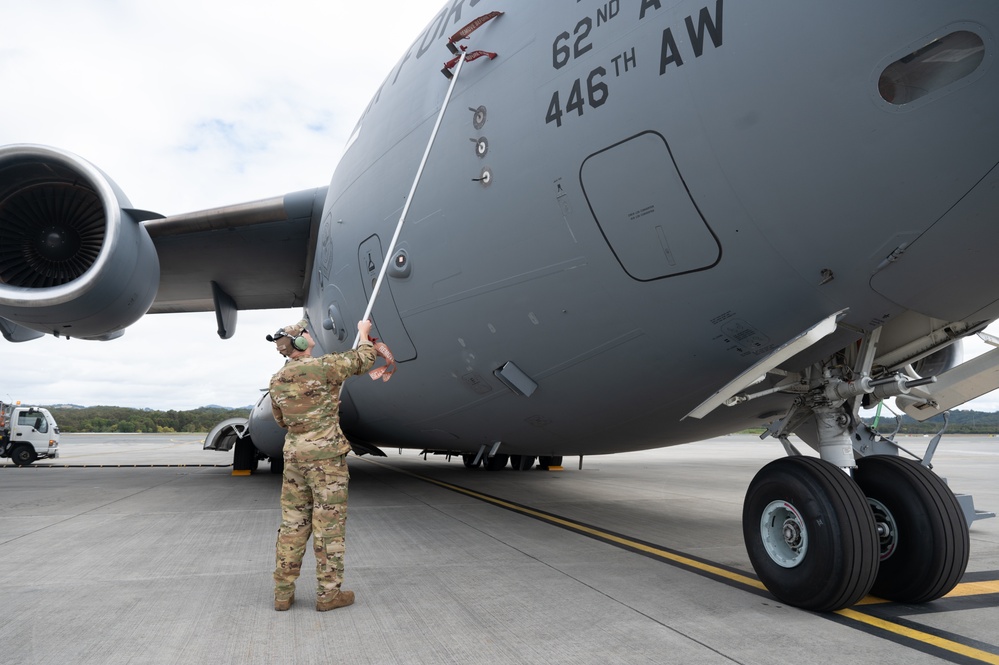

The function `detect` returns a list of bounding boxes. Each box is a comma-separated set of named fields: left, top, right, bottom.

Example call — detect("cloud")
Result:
left=0, top=0, right=447, bottom=410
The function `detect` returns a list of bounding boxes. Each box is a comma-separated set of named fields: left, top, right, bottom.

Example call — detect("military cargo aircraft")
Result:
left=2, top=1, right=998, bottom=612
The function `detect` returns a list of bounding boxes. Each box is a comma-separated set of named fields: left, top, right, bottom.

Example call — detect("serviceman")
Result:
left=267, top=318, right=376, bottom=612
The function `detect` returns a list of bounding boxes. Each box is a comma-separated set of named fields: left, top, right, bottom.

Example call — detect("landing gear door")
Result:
left=358, top=235, right=416, bottom=362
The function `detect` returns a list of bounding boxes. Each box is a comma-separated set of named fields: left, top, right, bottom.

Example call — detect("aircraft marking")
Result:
left=656, top=0, right=725, bottom=74
left=545, top=0, right=723, bottom=128
left=363, top=458, right=999, bottom=664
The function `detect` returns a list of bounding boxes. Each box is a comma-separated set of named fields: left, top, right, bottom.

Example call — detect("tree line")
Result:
left=41, top=405, right=999, bottom=436
left=47, top=405, right=252, bottom=433
left=863, top=409, right=999, bottom=435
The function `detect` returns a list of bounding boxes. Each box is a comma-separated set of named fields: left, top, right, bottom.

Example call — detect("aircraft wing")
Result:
left=0, top=143, right=328, bottom=340
left=144, top=187, right=327, bottom=316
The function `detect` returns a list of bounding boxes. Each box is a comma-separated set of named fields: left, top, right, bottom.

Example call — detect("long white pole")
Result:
left=353, top=51, right=469, bottom=348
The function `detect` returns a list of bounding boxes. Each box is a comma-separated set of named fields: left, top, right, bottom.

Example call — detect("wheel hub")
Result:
left=868, top=498, right=898, bottom=561
left=761, top=500, right=808, bottom=568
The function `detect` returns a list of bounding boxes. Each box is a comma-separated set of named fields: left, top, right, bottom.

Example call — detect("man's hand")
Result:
left=357, top=320, right=373, bottom=344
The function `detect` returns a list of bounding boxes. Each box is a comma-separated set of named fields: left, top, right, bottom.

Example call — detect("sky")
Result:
left=1, top=1, right=998, bottom=415
left=0, top=0, right=450, bottom=410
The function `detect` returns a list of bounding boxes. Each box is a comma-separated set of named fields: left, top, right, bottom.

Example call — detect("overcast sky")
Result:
left=2, top=1, right=998, bottom=416
left=0, top=0, right=448, bottom=410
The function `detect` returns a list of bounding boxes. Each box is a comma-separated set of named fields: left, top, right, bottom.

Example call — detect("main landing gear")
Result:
left=743, top=451, right=969, bottom=611
left=743, top=456, right=879, bottom=612
left=735, top=323, right=977, bottom=611
left=853, top=455, right=969, bottom=603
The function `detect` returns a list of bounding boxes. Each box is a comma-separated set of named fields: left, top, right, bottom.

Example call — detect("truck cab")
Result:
left=1, top=405, right=60, bottom=466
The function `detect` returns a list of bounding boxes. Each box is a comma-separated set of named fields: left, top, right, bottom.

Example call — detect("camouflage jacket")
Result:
left=269, top=342, right=376, bottom=461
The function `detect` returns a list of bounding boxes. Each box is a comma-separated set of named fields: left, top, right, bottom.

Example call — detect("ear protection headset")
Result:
left=291, top=331, right=309, bottom=351
left=266, top=328, right=310, bottom=354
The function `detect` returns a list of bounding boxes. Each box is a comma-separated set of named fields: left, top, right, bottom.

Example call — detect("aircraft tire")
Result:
left=233, top=439, right=259, bottom=473
left=269, top=456, right=284, bottom=475
left=743, top=456, right=879, bottom=612
left=510, top=455, right=536, bottom=470
left=462, top=454, right=479, bottom=469
left=484, top=454, right=509, bottom=471
left=10, top=444, right=36, bottom=466
left=538, top=456, right=563, bottom=470
left=853, top=455, right=969, bottom=603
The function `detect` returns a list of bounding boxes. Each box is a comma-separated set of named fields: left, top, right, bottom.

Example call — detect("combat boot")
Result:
left=274, top=593, right=295, bottom=611
left=316, top=589, right=354, bottom=612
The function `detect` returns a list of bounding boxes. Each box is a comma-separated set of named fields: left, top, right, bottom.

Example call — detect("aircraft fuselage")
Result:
left=304, top=0, right=999, bottom=458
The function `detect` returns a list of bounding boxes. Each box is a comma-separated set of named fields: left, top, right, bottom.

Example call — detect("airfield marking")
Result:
left=361, top=458, right=999, bottom=665
left=836, top=608, right=999, bottom=665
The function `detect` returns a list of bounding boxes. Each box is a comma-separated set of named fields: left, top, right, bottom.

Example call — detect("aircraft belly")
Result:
left=346, top=259, right=815, bottom=456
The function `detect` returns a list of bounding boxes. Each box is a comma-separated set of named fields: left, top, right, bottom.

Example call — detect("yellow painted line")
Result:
left=854, top=580, right=999, bottom=606
left=367, top=459, right=999, bottom=663
left=946, top=580, right=999, bottom=598
left=373, top=461, right=766, bottom=591
left=837, top=608, right=999, bottom=664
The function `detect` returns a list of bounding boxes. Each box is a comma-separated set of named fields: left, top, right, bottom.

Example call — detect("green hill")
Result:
left=863, top=409, right=999, bottom=435
left=44, top=404, right=999, bottom=436
left=46, top=405, right=251, bottom=433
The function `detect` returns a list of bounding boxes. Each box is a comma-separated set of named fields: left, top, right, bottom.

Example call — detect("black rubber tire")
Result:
left=269, top=456, right=284, bottom=475
left=510, top=455, right=536, bottom=470
left=233, top=439, right=259, bottom=472
left=743, top=456, right=879, bottom=612
left=853, top=455, right=969, bottom=603
left=538, top=455, right=564, bottom=470
left=484, top=454, right=509, bottom=471
left=10, top=444, right=36, bottom=466
left=462, top=454, right=480, bottom=469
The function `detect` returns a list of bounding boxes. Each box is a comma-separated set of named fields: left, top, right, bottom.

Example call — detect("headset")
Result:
left=266, top=329, right=310, bottom=353
left=290, top=331, right=310, bottom=351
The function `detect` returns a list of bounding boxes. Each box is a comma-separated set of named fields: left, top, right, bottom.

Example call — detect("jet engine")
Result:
left=0, top=145, right=159, bottom=340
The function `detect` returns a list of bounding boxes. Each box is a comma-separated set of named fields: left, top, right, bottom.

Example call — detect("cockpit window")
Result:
left=879, top=31, right=985, bottom=105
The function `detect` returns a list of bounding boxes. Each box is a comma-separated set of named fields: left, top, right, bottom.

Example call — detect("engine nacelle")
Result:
left=203, top=393, right=287, bottom=460
left=0, top=145, right=159, bottom=340
left=247, top=392, right=288, bottom=459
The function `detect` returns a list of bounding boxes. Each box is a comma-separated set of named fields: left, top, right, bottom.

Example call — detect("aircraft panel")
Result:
left=357, top=235, right=417, bottom=362
left=580, top=131, right=721, bottom=281
left=870, top=161, right=999, bottom=323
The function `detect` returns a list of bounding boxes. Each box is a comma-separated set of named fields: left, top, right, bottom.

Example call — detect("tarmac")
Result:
left=2, top=433, right=998, bottom=665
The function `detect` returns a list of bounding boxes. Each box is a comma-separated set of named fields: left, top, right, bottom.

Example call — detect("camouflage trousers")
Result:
left=273, top=455, right=349, bottom=599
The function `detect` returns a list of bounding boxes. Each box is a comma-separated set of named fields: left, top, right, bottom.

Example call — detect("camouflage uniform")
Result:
left=269, top=319, right=376, bottom=603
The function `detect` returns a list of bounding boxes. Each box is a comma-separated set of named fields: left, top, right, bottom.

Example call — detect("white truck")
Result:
left=0, top=402, right=60, bottom=466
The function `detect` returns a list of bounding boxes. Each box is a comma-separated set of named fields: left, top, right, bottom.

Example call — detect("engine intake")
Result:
left=0, top=145, right=159, bottom=340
